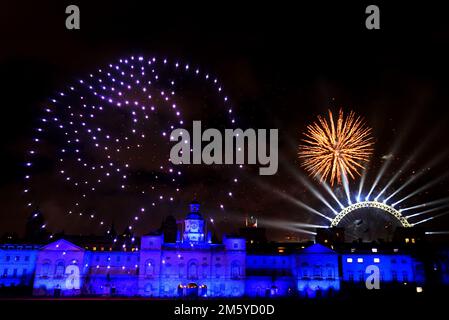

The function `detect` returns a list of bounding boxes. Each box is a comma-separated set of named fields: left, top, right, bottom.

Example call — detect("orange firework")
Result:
left=299, top=109, right=374, bottom=186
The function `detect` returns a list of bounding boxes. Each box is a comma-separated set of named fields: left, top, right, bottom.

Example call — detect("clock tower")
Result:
left=183, top=201, right=205, bottom=243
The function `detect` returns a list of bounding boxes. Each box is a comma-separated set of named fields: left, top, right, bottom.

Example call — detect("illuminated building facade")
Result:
left=0, top=202, right=446, bottom=298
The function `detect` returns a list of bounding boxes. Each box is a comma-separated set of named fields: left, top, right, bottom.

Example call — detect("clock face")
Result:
left=190, top=222, right=198, bottom=231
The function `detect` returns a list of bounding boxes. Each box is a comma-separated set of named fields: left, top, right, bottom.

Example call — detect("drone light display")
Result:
left=23, top=54, right=242, bottom=237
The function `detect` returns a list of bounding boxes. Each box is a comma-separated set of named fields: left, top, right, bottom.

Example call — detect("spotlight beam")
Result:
left=341, top=170, right=352, bottom=205
left=292, top=222, right=330, bottom=229
left=357, top=168, right=368, bottom=202
left=405, top=203, right=449, bottom=219
left=425, top=231, right=449, bottom=235
left=392, top=172, right=449, bottom=207
left=254, top=178, right=333, bottom=222
left=272, top=189, right=333, bottom=222
left=366, top=158, right=392, bottom=200
left=401, top=197, right=449, bottom=212
left=375, top=122, right=442, bottom=201
left=321, top=179, right=345, bottom=209
left=413, top=211, right=449, bottom=226
left=282, top=161, right=339, bottom=215
left=258, top=218, right=317, bottom=235
left=293, top=228, right=318, bottom=236
left=385, top=152, right=448, bottom=202
left=366, top=110, right=419, bottom=200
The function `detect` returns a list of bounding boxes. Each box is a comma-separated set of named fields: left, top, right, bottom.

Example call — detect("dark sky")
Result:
left=1, top=1, right=449, bottom=241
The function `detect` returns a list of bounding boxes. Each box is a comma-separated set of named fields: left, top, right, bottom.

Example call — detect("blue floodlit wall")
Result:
left=295, top=244, right=340, bottom=297
left=0, top=244, right=39, bottom=287
left=0, top=208, right=436, bottom=298
left=32, top=239, right=89, bottom=296
left=245, top=254, right=295, bottom=297
left=27, top=207, right=248, bottom=297
left=435, top=248, right=449, bottom=285
left=1, top=239, right=429, bottom=297
left=341, top=252, right=417, bottom=284
left=137, top=234, right=246, bottom=298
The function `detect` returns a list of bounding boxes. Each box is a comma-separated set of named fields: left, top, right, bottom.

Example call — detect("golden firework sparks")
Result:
left=299, top=109, right=374, bottom=186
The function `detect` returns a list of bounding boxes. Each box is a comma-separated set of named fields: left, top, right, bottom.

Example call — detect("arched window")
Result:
left=301, top=262, right=309, bottom=278
left=392, top=271, right=398, bottom=281
left=231, top=261, right=240, bottom=278
left=145, top=260, right=154, bottom=277
left=188, top=260, right=198, bottom=279
left=144, top=283, right=153, bottom=295
left=41, top=260, right=51, bottom=277
left=55, top=260, right=65, bottom=278
left=164, top=263, right=171, bottom=277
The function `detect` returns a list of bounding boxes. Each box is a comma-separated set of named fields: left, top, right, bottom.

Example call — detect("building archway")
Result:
left=199, top=284, right=207, bottom=297
left=186, top=283, right=198, bottom=297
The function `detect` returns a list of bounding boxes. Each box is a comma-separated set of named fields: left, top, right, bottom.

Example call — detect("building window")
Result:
left=25, top=256, right=30, bottom=262
left=2, top=268, right=8, bottom=277
left=301, top=262, right=310, bottom=278
left=346, top=258, right=353, bottom=263
left=326, top=264, right=334, bottom=279
left=165, top=263, right=171, bottom=278
left=144, top=283, right=153, bottom=295
left=313, top=265, right=322, bottom=279
left=188, top=261, right=198, bottom=279
left=42, top=260, right=51, bottom=277
left=231, top=261, right=240, bottom=279
left=15, top=256, right=20, bottom=262
left=55, top=260, right=65, bottom=278
left=402, top=271, right=409, bottom=282
left=145, top=260, right=154, bottom=277
left=233, top=243, right=238, bottom=249
left=215, top=264, right=222, bottom=278
left=374, top=258, right=380, bottom=263
left=358, top=270, right=364, bottom=281
left=392, top=271, right=398, bottom=282
left=6, top=256, right=10, bottom=262
left=348, top=271, right=354, bottom=282
left=357, top=258, right=363, bottom=263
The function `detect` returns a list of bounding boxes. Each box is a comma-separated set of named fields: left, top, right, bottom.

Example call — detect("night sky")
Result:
left=2, top=2, right=449, bottom=241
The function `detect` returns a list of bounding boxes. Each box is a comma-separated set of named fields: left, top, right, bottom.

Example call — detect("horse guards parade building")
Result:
left=1, top=202, right=448, bottom=298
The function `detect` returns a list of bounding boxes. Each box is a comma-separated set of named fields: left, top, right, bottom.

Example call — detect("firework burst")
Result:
left=299, top=109, right=374, bottom=186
